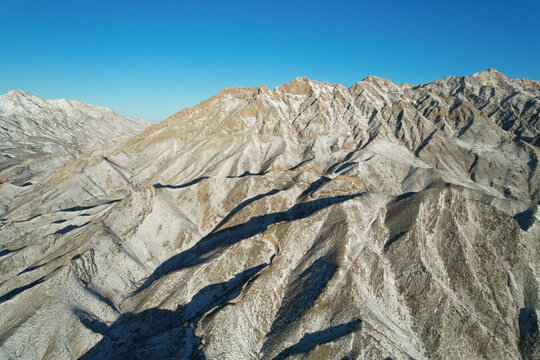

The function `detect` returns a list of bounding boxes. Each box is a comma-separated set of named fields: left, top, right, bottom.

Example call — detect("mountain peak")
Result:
left=275, top=76, right=322, bottom=95
left=361, top=75, right=395, bottom=88
left=6, top=89, right=26, bottom=96
left=3, top=89, right=41, bottom=101
left=471, top=68, right=505, bottom=81
left=478, top=67, right=501, bottom=74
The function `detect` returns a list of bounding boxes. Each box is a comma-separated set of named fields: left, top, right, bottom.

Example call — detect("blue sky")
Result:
left=1, top=0, right=539, bottom=122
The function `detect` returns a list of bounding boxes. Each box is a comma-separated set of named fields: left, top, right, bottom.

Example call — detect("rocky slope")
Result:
left=0, top=70, right=539, bottom=359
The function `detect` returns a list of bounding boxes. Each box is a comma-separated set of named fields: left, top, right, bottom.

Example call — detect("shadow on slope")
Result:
left=0, top=276, right=47, bottom=305
left=519, top=307, right=539, bottom=360
left=299, top=176, right=331, bottom=198
left=153, top=176, right=209, bottom=189
left=0, top=247, right=25, bottom=258
left=289, top=158, right=314, bottom=171
left=0, top=266, right=62, bottom=305
left=79, top=264, right=266, bottom=360
left=514, top=208, right=536, bottom=231
left=261, top=253, right=352, bottom=358
left=383, top=189, right=429, bottom=251
left=212, top=188, right=281, bottom=232
left=54, top=221, right=90, bottom=235
left=57, top=199, right=121, bottom=213
left=153, top=170, right=273, bottom=191
left=135, top=192, right=365, bottom=294
left=226, top=170, right=266, bottom=178
left=272, top=320, right=361, bottom=360
left=266, top=255, right=338, bottom=337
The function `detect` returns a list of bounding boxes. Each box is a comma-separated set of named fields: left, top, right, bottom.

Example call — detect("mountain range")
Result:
left=0, top=69, right=538, bottom=359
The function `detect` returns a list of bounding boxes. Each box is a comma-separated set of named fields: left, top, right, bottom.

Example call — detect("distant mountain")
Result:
left=0, top=71, right=538, bottom=360
left=0, top=90, right=149, bottom=148
left=0, top=90, right=150, bottom=186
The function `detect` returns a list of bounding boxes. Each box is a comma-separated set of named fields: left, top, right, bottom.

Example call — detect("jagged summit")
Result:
left=5, top=89, right=33, bottom=97
left=273, top=76, right=327, bottom=96
left=0, top=71, right=539, bottom=359
left=360, top=74, right=394, bottom=85
left=473, top=67, right=502, bottom=76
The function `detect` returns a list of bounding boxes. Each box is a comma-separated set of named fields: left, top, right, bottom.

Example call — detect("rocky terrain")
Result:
left=0, top=69, right=538, bottom=359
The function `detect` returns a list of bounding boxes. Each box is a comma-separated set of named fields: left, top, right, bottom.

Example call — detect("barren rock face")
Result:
left=0, top=70, right=539, bottom=360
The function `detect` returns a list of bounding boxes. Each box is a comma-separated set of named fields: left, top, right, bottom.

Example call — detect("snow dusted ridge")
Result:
left=0, top=90, right=150, bottom=148
left=0, top=70, right=539, bottom=359
left=0, top=90, right=150, bottom=185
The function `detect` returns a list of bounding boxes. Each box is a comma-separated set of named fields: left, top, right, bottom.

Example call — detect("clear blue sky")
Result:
left=1, top=0, right=539, bottom=122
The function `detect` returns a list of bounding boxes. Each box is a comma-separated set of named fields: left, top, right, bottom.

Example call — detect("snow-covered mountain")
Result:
left=0, top=90, right=149, bottom=147
left=0, top=90, right=150, bottom=186
left=0, top=70, right=538, bottom=359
